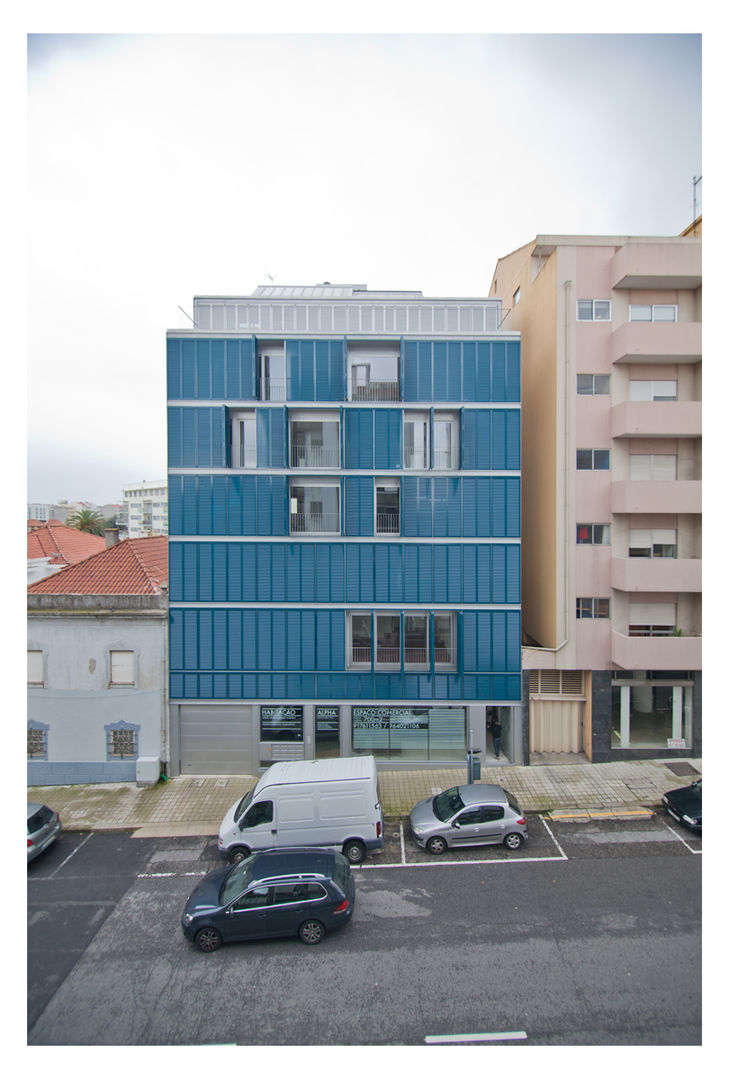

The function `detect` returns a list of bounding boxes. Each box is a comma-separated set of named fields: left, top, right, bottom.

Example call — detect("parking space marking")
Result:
left=538, top=815, right=569, bottom=859
left=425, top=1030, right=527, bottom=1044
left=357, top=854, right=567, bottom=870
left=399, top=822, right=406, bottom=864
left=47, top=832, right=93, bottom=879
left=661, top=820, right=702, bottom=855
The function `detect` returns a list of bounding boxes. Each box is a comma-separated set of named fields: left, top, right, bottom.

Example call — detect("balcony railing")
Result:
left=434, top=647, right=454, bottom=665
left=351, top=647, right=372, bottom=664
left=290, top=445, right=340, bottom=468
left=261, top=377, right=287, bottom=401
left=404, top=450, right=428, bottom=469
left=376, top=513, right=400, bottom=534
left=433, top=450, right=454, bottom=470
left=290, top=513, right=340, bottom=534
left=404, top=648, right=428, bottom=664
left=351, top=381, right=400, bottom=402
left=376, top=646, right=400, bottom=664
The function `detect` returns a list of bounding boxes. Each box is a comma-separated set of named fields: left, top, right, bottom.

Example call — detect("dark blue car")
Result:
left=181, top=847, right=355, bottom=952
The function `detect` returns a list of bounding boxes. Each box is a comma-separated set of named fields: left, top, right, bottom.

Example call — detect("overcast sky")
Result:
left=26, top=29, right=702, bottom=506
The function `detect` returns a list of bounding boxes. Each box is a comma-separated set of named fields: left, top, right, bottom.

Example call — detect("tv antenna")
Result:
left=692, top=175, right=702, bottom=221
left=178, top=305, right=197, bottom=327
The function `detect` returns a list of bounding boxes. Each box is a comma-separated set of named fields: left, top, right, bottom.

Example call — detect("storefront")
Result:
left=610, top=671, right=695, bottom=751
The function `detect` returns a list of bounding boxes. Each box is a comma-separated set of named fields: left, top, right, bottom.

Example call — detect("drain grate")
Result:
left=665, top=762, right=700, bottom=777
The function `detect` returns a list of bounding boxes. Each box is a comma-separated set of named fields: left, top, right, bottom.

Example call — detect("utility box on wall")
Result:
left=136, top=756, right=160, bottom=787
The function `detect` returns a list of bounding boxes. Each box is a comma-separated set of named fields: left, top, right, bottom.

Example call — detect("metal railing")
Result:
left=433, top=450, right=454, bottom=469
left=290, top=445, right=340, bottom=468
left=376, top=513, right=400, bottom=534
left=261, top=377, right=287, bottom=401
left=351, top=647, right=372, bottom=664
left=404, top=450, right=428, bottom=469
left=376, top=647, right=401, bottom=664
left=290, top=513, right=340, bottom=534
left=351, top=381, right=400, bottom=402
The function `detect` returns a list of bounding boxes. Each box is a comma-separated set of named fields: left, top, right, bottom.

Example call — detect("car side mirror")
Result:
left=453, top=820, right=461, bottom=828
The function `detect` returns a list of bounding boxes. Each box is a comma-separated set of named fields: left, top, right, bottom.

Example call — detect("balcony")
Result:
left=612, top=630, right=701, bottom=670
left=611, top=480, right=701, bottom=515
left=289, top=513, right=340, bottom=534
left=290, top=444, right=340, bottom=469
left=351, top=380, right=400, bottom=402
left=611, top=557, right=702, bottom=593
left=611, top=401, right=701, bottom=439
left=611, top=242, right=701, bottom=290
left=611, top=321, right=701, bottom=365
left=376, top=513, right=400, bottom=534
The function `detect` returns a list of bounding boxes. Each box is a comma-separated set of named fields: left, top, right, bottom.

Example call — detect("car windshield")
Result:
left=220, top=857, right=255, bottom=906
left=233, top=789, right=254, bottom=823
left=432, top=787, right=465, bottom=822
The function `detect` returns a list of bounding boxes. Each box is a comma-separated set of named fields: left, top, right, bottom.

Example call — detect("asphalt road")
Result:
left=27, top=813, right=701, bottom=1046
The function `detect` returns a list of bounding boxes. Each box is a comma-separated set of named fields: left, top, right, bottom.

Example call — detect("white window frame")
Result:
left=577, top=374, right=611, bottom=396
left=629, top=380, right=678, bottom=402
left=375, top=479, right=400, bottom=535
left=289, top=411, right=340, bottom=469
left=629, top=304, right=678, bottom=323
left=403, top=612, right=429, bottom=669
left=577, top=299, right=612, bottom=322
left=577, top=448, right=610, bottom=471
left=109, top=650, right=136, bottom=687
left=434, top=612, right=457, bottom=668
left=231, top=410, right=257, bottom=469
left=27, top=650, right=44, bottom=686
left=403, top=412, right=430, bottom=470
left=289, top=481, right=341, bottom=535
left=259, top=350, right=286, bottom=401
left=576, top=597, right=610, bottom=619
left=433, top=411, right=460, bottom=470
left=576, top=523, right=611, bottom=545
left=628, top=528, right=677, bottom=558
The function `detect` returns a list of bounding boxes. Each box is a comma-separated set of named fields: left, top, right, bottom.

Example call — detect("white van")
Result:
left=218, top=755, right=384, bottom=865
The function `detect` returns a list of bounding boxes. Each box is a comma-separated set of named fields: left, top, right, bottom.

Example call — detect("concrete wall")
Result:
left=27, top=595, right=168, bottom=784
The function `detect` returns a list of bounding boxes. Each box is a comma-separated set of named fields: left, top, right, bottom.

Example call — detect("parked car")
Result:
left=662, top=778, right=702, bottom=833
left=410, top=784, right=527, bottom=854
left=27, top=803, right=61, bottom=863
left=181, top=847, right=356, bottom=953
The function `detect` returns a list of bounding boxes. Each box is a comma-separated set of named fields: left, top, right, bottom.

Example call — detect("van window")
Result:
left=243, top=801, right=274, bottom=828
left=233, top=789, right=254, bottom=823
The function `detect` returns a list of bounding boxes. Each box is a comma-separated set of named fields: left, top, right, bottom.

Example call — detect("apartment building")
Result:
left=123, top=479, right=168, bottom=537
left=490, top=224, right=701, bottom=762
left=166, top=284, right=521, bottom=774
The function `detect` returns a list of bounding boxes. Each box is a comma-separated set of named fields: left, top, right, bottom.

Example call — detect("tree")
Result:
left=65, top=508, right=107, bottom=537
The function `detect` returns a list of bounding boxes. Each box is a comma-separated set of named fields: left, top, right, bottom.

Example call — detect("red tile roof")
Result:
left=27, top=523, right=106, bottom=566
left=27, top=537, right=168, bottom=595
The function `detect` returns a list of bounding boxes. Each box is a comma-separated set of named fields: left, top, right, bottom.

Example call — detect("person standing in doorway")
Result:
left=490, top=715, right=502, bottom=758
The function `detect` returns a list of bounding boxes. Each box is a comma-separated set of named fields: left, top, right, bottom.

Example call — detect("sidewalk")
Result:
left=26, top=757, right=701, bottom=838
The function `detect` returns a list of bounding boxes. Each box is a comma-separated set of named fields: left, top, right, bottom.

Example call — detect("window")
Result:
left=577, top=374, right=610, bottom=395
left=290, top=483, right=340, bottom=533
left=629, top=454, right=676, bottom=481
left=27, top=650, right=44, bottom=686
left=433, top=412, right=459, bottom=469
left=272, top=882, right=327, bottom=904
left=376, top=482, right=400, bottom=534
left=576, top=598, right=610, bottom=619
left=27, top=725, right=47, bottom=759
left=259, top=351, right=286, bottom=400
left=629, top=304, right=677, bottom=322
left=352, top=705, right=466, bottom=761
left=290, top=416, right=340, bottom=468
left=404, top=614, right=428, bottom=666
left=350, top=352, right=400, bottom=401
left=434, top=613, right=455, bottom=666
left=577, top=299, right=611, bottom=322
left=260, top=707, right=303, bottom=743
left=404, top=412, right=429, bottom=469
left=107, top=724, right=138, bottom=758
left=376, top=614, right=400, bottom=665
left=629, top=529, right=677, bottom=558
left=231, top=886, right=271, bottom=911
left=231, top=411, right=257, bottom=467
left=350, top=614, right=372, bottom=665
left=629, top=602, right=676, bottom=636
left=241, top=801, right=274, bottom=828
left=629, top=380, right=678, bottom=402
left=577, top=449, right=610, bottom=470
left=109, top=651, right=135, bottom=686
left=577, top=523, right=611, bottom=544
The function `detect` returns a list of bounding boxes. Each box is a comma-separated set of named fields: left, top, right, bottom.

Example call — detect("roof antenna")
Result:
left=692, top=175, right=702, bottom=221
left=178, top=305, right=197, bottom=327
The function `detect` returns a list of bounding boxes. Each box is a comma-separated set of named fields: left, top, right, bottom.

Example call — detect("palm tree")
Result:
left=65, top=508, right=108, bottom=537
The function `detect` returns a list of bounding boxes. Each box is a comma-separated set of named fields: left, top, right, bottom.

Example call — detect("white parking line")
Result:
left=357, top=855, right=567, bottom=870
left=399, top=822, right=406, bottom=864
left=539, top=815, right=569, bottom=859
left=425, top=1030, right=527, bottom=1044
left=662, top=820, right=702, bottom=854
left=48, top=832, right=93, bottom=879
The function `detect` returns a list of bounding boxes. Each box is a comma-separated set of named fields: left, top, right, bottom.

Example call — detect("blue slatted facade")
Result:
left=168, top=316, right=520, bottom=769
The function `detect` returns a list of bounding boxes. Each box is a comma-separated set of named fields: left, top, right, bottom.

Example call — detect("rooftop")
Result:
left=27, top=523, right=106, bottom=567
left=27, top=536, right=168, bottom=596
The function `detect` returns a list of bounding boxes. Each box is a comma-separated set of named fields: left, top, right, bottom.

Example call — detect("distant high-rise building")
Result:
left=122, top=480, right=168, bottom=538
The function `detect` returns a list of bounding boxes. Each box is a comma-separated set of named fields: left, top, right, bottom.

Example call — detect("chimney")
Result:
left=104, top=528, right=120, bottom=548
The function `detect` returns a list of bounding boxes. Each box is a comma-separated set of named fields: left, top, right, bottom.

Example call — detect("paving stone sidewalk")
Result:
left=27, top=757, right=701, bottom=836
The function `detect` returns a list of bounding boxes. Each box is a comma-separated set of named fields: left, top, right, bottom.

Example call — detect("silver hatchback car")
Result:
left=27, top=803, right=61, bottom=863
left=410, top=784, right=527, bottom=854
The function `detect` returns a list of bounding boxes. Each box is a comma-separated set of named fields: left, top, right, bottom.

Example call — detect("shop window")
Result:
left=352, top=705, right=466, bottom=762
left=260, top=706, right=304, bottom=744
left=611, top=676, right=692, bottom=748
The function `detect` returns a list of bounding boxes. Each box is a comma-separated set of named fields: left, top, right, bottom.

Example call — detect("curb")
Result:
left=546, top=807, right=654, bottom=822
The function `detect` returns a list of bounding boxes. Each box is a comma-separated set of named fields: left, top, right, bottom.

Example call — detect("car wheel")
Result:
left=298, top=919, right=326, bottom=945
left=342, top=839, right=366, bottom=865
left=229, top=846, right=251, bottom=864
left=503, top=832, right=523, bottom=850
left=195, top=926, right=223, bottom=953
left=426, top=835, right=447, bottom=855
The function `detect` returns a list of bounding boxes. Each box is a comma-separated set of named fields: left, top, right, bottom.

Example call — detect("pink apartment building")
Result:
left=490, top=221, right=701, bottom=763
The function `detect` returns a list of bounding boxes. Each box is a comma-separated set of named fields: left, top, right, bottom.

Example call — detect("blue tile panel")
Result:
left=169, top=474, right=520, bottom=537
left=169, top=608, right=521, bottom=702
left=169, top=541, right=520, bottom=605
left=27, top=761, right=137, bottom=784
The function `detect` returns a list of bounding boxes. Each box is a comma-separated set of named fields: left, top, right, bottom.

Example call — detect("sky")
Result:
left=24, top=24, right=703, bottom=507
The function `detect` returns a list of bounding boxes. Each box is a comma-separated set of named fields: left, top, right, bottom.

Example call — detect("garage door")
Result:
left=530, top=699, right=583, bottom=753
left=178, top=704, right=255, bottom=774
